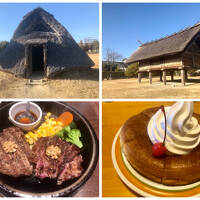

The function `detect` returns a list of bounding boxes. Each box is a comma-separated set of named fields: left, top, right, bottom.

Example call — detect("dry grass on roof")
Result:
left=127, top=23, right=200, bottom=63
left=0, top=7, right=94, bottom=77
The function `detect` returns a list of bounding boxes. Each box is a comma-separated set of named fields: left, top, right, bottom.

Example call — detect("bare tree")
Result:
left=104, top=48, right=123, bottom=71
left=79, top=40, right=84, bottom=49
left=79, top=38, right=99, bottom=53
left=91, top=40, right=99, bottom=53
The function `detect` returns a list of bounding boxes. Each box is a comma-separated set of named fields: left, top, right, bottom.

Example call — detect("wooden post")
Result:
left=149, top=71, right=152, bottom=84
left=24, top=45, right=29, bottom=78
left=170, top=71, right=174, bottom=81
left=25, top=46, right=28, bottom=66
left=160, top=73, right=163, bottom=82
left=138, top=72, right=142, bottom=83
left=181, top=69, right=186, bottom=86
left=163, top=70, right=166, bottom=85
left=185, top=70, right=188, bottom=81
left=43, top=44, right=47, bottom=77
left=43, top=44, right=47, bottom=66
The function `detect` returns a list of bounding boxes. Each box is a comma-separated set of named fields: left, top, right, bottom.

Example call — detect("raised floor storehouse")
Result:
left=126, top=23, right=200, bottom=85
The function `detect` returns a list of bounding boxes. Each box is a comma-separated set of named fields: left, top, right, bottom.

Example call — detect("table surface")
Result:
left=102, top=101, right=200, bottom=197
left=0, top=101, right=99, bottom=197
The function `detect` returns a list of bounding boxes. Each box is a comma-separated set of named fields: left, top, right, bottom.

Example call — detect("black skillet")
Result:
left=0, top=102, right=99, bottom=197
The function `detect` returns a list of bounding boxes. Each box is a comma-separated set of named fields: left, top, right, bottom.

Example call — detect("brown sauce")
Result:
left=14, top=111, right=37, bottom=124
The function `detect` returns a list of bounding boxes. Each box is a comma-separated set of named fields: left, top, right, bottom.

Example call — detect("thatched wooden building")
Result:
left=126, top=23, right=200, bottom=85
left=0, top=7, right=94, bottom=78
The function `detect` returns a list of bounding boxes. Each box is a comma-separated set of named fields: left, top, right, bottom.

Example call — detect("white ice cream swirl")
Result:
left=147, top=102, right=200, bottom=155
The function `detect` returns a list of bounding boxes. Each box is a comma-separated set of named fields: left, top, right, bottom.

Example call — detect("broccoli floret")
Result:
left=69, top=121, right=77, bottom=129
left=56, top=129, right=65, bottom=139
left=64, top=125, right=71, bottom=133
left=65, top=129, right=83, bottom=148
left=56, top=125, right=83, bottom=148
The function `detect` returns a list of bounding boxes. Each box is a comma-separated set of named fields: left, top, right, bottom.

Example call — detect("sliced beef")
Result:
left=32, top=136, right=83, bottom=185
left=0, top=127, right=33, bottom=177
left=57, top=155, right=83, bottom=185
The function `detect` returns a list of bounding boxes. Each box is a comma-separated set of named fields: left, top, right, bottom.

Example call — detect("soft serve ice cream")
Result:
left=147, top=102, right=200, bottom=155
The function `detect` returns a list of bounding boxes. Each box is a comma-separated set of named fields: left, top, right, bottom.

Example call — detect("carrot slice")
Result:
left=56, top=112, right=73, bottom=127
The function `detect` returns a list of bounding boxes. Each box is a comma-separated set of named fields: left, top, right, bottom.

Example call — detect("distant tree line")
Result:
left=102, top=62, right=119, bottom=72
left=103, top=48, right=125, bottom=72
left=102, top=48, right=139, bottom=80
left=104, top=48, right=123, bottom=71
left=79, top=38, right=99, bottom=53
left=0, top=41, right=9, bottom=52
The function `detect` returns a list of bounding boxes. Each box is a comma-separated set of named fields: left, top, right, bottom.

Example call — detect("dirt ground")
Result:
left=0, top=53, right=99, bottom=99
left=102, top=75, right=200, bottom=99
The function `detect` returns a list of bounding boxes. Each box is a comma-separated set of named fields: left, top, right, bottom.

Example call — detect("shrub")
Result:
left=125, top=63, right=139, bottom=77
left=102, top=71, right=124, bottom=80
left=115, top=65, right=124, bottom=72
left=102, top=62, right=117, bottom=72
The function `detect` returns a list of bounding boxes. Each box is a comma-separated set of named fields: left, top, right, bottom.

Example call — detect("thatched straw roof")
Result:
left=126, top=23, right=200, bottom=64
left=0, top=7, right=94, bottom=77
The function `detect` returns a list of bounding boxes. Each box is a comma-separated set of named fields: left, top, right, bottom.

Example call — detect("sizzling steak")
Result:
left=0, top=127, right=83, bottom=185
left=0, top=127, right=33, bottom=177
left=32, top=136, right=83, bottom=185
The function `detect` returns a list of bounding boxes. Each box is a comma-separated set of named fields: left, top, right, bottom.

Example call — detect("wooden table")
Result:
left=0, top=101, right=99, bottom=197
left=102, top=101, right=200, bottom=197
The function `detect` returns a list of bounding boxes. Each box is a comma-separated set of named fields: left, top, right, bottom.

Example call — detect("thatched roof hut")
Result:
left=0, top=7, right=94, bottom=78
left=126, top=23, right=200, bottom=85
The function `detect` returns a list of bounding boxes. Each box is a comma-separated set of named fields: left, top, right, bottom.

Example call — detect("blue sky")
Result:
left=0, top=3, right=99, bottom=42
left=103, top=3, right=200, bottom=60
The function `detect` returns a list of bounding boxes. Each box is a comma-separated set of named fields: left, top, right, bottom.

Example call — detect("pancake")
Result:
left=120, top=107, right=200, bottom=186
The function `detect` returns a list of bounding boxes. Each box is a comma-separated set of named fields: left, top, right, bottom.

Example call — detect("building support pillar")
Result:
left=163, top=70, right=166, bottom=85
left=24, top=45, right=29, bottom=78
left=149, top=71, right=152, bottom=84
left=181, top=69, right=186, bottom=86
left=185, top=70, right=188, bottom=81
left=138, top=72, right=142, bottom=83
left=43, top=44, right=47, bottom=77
left=160, top=73, right=163, bottom=82
left=170, top=71, right=174, bottom=81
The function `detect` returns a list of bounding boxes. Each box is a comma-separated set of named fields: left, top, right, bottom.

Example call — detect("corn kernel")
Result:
left=24, top=113, right=64, bottom=145
left=25, top=134, right=30, bottom=138
left=57, top=121, right=63, bottom=126
left=52, top=121, right=56, bottom=125
left=28, top=138, right=34, bottom=145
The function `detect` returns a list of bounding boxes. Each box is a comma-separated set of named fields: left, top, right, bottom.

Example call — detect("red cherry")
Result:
left=152, top=105, right=167, bottom=157
left=152, top=142, right=166, bottom=157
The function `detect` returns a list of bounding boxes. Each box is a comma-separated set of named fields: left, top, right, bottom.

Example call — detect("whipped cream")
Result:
left=147, top=102, right=200, bottom=155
